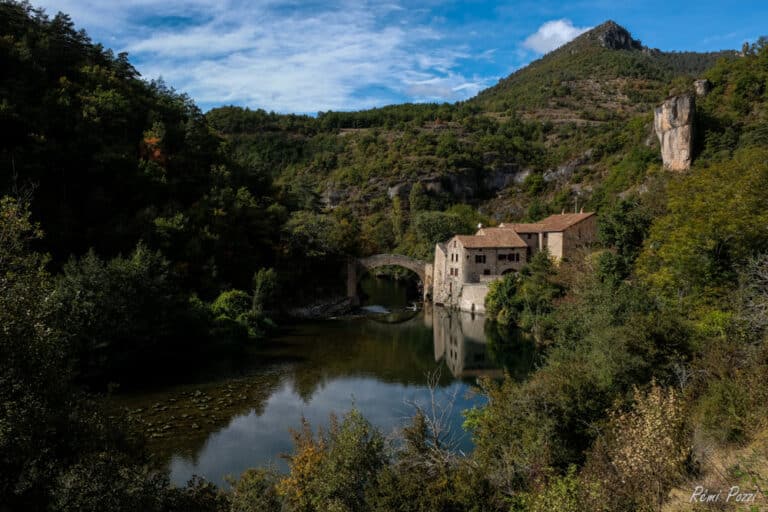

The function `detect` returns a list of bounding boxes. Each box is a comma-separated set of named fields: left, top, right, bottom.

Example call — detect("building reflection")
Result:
left=431, top=305, right=505, bottom=379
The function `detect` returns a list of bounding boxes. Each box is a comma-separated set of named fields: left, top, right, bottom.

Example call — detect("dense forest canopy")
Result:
left=3, top=1, right=768, bottom=510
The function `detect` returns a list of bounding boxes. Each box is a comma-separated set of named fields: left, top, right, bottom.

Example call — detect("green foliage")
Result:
left=6, top=5, right=768, bottom=511
left=597, top=198, right=653, bottom=282
left=210, top=288, right=274, bottom=342
left=524, top=172, right=545, bottom=196
left=485, top=273, right=520, bottom=326
left=638, top=147, right=768, bottom=303
left=283, top=210, right=358, bottom=258
left=467, top=376, right=564, bottom=495
left=413, top=211, right=473, bottom=247
left=252, top=267, right=278, bottom=312
left=278, top=409, right=386, bottom=512
left=473, top=21, right=729, bottom=113
left=212, top=289, right=252, bottom=319
left=359, top=212, right=395, bottom=255
left=370, top=412, right=495, bottom=512
left=0, top=197, right=202, bottom=511
left=485, top=251, right=562, bottom=338
left=584, top=383, right=688, bottom=511
left=51, top=453, right=168, bottom=512
left=52, top=243, right=210, bottom=376
left=408, top=182, right=430, bottom=212
left=471, top=266, right=692, bottom=499
left=600, top=146, right=659, bottom=196
left=228, top=469, right=282, bottom=512
left=517, top=465, right=599, bottom=512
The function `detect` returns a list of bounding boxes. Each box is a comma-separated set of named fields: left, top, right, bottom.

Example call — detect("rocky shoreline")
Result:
left=283, top=296, right=355, bottom=320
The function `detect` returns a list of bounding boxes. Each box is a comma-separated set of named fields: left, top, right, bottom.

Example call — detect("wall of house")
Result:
left=458, top=283, right=489, bottom=314
left=461, top=247, right=525, bottom=282
left=546, top=231, right=564, bottom=259
left=518, top=232, right=538, bottom=261
left=432, top=244, right=449, bottom=305
left=561, top=216, right=598, bottom=257
left=434, top=237, right=526, bottom=311
left=433, top=237, right=465, bottom=307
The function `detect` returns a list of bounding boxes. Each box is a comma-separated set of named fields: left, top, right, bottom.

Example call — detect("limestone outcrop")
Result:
left=597, top=21, right=642, bottom=50
left=694, top=79, right=712, bottom=97
left=654, top=94, right=694, bottom=171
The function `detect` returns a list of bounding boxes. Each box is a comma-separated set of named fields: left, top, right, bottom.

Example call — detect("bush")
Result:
left=277, top=410, right=386, bottom=512
left=485, top=272, right=520, bottom=325
left=228, top=469, right=282, bottom=512
left=212, top=289, right=252, bottom=319
left=585, top=382, right=688, bottom=511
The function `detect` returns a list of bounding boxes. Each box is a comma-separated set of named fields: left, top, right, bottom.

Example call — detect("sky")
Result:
left=34, top=0, right=768, bottom=113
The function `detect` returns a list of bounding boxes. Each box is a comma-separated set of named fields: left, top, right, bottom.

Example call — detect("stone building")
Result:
left=432, top=212, right=597, bottom=313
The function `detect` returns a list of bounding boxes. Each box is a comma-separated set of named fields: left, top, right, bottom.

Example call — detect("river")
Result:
left=110, top=275, right=537, bottom=487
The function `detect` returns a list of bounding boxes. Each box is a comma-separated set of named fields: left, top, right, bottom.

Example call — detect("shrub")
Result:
left=212, top=290, right=252, bottom=319
left=585, top=382, right=688, bottom=510
left=229, top=469, right=282, bottom=512
left=277, top=410, right=386, bottom=512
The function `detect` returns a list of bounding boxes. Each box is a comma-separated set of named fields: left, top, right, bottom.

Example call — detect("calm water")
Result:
left=111, top=276, right=537, bottom=487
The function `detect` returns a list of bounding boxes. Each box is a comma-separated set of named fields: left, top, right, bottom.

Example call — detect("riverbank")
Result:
left=283, top=295, right=354, bottom=319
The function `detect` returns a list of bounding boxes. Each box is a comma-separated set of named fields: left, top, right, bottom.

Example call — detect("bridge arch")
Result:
left=347, top=254, right=432, bottom=306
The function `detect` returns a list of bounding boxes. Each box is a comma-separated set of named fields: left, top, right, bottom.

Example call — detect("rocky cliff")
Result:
left=654, top=94, right=694, bottom=171
left=597, top=20, right=643, bottom=50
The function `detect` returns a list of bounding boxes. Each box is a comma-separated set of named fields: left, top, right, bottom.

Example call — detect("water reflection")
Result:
left=112, top=280, right=538, bottom=487
left=432, top=307, right=505, bottom=379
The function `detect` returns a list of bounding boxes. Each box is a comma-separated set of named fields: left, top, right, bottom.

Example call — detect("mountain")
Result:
left=473, top=21, right=735, bottom=121
left=207, top=21, right=742, bottom=251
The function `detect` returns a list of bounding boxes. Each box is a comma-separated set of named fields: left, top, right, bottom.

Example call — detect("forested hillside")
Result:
left=3, top=0, right=768, bottom=510
left=206, top=21, right=739, bottom=264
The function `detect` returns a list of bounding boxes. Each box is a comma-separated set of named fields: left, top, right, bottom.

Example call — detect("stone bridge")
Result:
left=347, top=254, right=433, bottom=306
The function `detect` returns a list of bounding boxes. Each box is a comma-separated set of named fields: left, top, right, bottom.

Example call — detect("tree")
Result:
left=598, top=198, right=651, bottom=269
left=252, top=267, right=278, bottom=313
left=485, top=272, right=520, bottom=326
left=412, top=211, right=473, bottom=247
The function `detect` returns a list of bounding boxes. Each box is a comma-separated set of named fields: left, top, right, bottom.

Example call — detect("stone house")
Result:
left=432, top=212, right=597, bottom=313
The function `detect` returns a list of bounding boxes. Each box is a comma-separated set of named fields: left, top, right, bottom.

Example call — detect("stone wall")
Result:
left=432, top=244, right=449, bottom=304
left=560, top=215, right=598, bottom=259
left=457, top=283, right=490, bottom=314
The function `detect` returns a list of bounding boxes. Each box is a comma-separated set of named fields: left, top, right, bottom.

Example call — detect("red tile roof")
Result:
left=455, top=228, right=527, bottom=248
left=538, top=212, right=595, bottom=231
left=502, top=212, right=595, bottom=233
left=503, top=223, right=544, bottom=233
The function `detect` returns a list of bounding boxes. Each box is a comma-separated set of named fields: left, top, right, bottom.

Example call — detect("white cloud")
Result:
left=32, top=0, right=494, bottom=113
left=523, top=19, right=592, bottom=54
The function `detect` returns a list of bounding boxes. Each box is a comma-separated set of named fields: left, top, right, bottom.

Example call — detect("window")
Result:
left=515, top=253, right=520, bottom=262
left=475, top=255, right=486, bottom=264
left=527, top=233, right=531, bottom=240
left=483, top=269, right=491, bottom=275
left=498, top=254, right=507, bottom=261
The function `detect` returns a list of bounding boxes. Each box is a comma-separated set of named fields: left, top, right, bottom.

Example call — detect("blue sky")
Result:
left=35, top=0, right=767, bottom=113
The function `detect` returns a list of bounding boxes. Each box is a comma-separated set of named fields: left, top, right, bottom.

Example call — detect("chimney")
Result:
left=580, top=207, right=584, bottom=213
left=561, top=209, right=565, bottom=215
